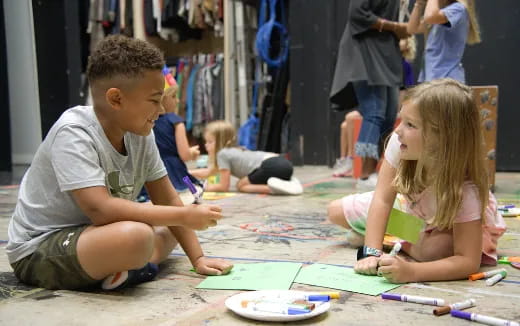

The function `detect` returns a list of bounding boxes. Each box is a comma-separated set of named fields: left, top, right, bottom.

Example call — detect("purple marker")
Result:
left=182, top=176, right=201, bottom=204
left=451, top=310, right=519, bottom=326
left=381, top=293, right=445, bottom=306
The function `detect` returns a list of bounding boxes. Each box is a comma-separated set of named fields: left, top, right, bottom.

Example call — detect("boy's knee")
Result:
left=341, top=121, right=347, bottom=130
left=118, top=221, right=155, bottom=256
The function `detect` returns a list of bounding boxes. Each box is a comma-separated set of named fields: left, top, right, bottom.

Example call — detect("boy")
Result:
left=6, top=35, right=233, bottom=290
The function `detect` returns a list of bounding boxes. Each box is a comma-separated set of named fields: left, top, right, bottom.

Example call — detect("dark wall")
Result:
left=32, top=0, right=82, bottom=138
left=290, top=0, right=520, bottom=170
left=464, top=0, right=520, bottom=171
left=289, top=0, right=348, bottom=165
left=0, top=0, right=12, bottom=171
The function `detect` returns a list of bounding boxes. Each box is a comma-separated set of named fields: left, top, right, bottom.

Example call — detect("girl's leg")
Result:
left=77, top=221, right=178, bottom=280
left=236, top=176, right=271, bottom=194
left=327, top=192, right=374, bottom=247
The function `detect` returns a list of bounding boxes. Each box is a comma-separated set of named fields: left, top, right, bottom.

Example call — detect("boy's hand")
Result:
left=354, top=256, right=380, bottom=275
left=377, top=255, right=414, bottom=283
left=194, top=256, right=234, bottom=276
left=184, top=204, right=222, bottom=230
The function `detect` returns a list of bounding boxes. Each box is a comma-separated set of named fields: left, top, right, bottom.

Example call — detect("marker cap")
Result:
left=381, top=293, right=401, bottom=301
left=307, top=295, right=330, bottom=302
left=433, top=306, right=451, bottom=316
left=468, top=272, right=484, bottom=281
left=451, top=310, right=471, bottom=319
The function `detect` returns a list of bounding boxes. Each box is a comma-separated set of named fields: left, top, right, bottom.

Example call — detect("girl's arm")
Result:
left=355, top=160, right=398, bottom=275
left=205, top=169, right=231, bottom=192
left=365, top=160, right=398, bottom=249
left=379, top=219, right=482, bottom=282
left=174, top=122, right=199, bottom=162
left=423, top=0, right=449, bottom=25
left=407, top=0, right=428, bottom=34
left=190, top=168, right=214, bottom=179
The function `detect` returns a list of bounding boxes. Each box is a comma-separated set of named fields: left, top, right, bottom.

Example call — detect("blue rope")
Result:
left=255, top=0, right=289, bottom=68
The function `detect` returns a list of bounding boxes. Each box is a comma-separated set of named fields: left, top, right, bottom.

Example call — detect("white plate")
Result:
left=225, top=290, right=331, bottom=322
left=501, top=207, right=520, bottom=217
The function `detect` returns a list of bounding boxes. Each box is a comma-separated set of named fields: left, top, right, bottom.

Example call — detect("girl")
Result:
left=327, top=79, right=506, bottom=283
left=140, top=81, right=201, bottom=203
left=190, top=120, right=303, bottom=195
left=408, top=0, right=481, bottom=83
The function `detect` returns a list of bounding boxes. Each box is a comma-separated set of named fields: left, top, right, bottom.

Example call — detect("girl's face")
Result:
left=395, top=101, right=423, bottom=160
left=204, top=132, right=216, bottom=156
left=161, top=91, right=178, bottom=114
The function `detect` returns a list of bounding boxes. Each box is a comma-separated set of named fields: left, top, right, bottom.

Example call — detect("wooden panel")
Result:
left=472, top=86, right=498, bottom=190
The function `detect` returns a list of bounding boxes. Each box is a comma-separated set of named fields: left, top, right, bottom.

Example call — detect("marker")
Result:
left=485, top=271, right=507, bottom=286
left=433, top=298, right=476, bottom=316
left=381, top=293, right=445, bottom=306
left=498, top=204, right=515, bottom=209
left=293, top=295, right=330, bottom=302
left=243, top=301, right=310, bottom=315
left=498, top=256, right=520, bottom=264
left=183, top=176, right=201, bottom=204
left=315, top=292, right=341, bottom=299
left=451, top=310, right=519, bottom=326
left=469, top=268, right=507, bottom=281
left=389, top=242, right=402, bottom=256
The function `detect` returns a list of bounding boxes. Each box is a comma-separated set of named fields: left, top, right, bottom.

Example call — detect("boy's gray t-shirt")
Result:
left=216, top=147, right=271, bottom=178
left=6, top=106, right=167, bottom=264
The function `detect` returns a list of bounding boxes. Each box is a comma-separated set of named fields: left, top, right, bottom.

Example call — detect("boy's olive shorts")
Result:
left=11, top=225, right=100, bottom=290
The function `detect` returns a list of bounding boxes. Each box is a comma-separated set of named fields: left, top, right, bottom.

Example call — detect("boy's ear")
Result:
left=105, top=88, right=123, bottom=109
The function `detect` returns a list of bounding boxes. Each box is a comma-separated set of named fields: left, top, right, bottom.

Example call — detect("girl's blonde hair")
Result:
left=394, top=78, right=488, bottom=230
left=458, top=0, right=481, bottom=45
left=161, top=85, right=179, bottom=114
left=205, top=120, right=237, bottom=169
left=401, top=35, right=417, bottom=62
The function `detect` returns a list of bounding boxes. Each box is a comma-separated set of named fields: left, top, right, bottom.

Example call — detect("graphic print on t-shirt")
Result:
left=107, top=170, right=135, bottom=199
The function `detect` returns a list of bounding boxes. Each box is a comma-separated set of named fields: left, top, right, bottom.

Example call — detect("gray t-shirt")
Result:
left=216, top=147, right=271, bottom=178
left=6, top=106, right=166, bottom=264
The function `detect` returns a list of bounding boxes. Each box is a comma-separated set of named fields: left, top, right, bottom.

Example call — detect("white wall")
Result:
left=4, top=0, right=41, bottom=164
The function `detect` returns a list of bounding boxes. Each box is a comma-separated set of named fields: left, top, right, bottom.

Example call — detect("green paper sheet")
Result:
left=294, top=263, right=401, bottom=296
left=196, top=262, right=302, bottom=290
left=386, top=208, right=425, bottom=244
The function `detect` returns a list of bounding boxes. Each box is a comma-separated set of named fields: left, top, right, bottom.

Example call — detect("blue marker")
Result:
left=183, top=176, right=201, bottom=204
left=243, top=301, right=310, bottom=315
left=294, top=295, right=330, bottom=302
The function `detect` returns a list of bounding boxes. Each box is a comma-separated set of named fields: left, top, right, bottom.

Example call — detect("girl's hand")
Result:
left=194, top=256, right=234, bottom=276
left=354, top=256, right=380, bottom=275
left=377, top=255, right=414, bottom=283
left=190, top=145, right=200, bottom=160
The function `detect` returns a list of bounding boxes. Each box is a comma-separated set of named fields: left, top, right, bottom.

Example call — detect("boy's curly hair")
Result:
left=87, top=35, right=164, bottom=82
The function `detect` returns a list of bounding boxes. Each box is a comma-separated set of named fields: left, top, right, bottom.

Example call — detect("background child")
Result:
left=327, top=79, right=506, bottom=283
left=190, top=120, right=303, bottom=195
left=6, top=35, right=232, bottom=291
left=138, top=79, right=201, bottom=203
left=408, top=0, right=481, bottom=83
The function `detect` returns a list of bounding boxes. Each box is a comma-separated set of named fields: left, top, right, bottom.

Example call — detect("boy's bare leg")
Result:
left=77, top=222, right=178, bottom=280
left=361, top=158, right=378, bottom=179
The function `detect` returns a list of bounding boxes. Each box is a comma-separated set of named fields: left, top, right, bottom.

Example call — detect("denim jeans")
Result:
left=352, top=81, right=398, bottom=160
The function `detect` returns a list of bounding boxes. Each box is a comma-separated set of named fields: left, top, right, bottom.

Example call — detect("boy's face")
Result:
left=117, top=70, right=165, bottom=136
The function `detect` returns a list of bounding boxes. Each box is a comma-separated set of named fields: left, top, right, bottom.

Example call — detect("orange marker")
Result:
left=468, top=268, right=506, bottom=281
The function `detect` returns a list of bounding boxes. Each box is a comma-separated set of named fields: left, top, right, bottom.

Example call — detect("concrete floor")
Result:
left=0, top=166, right=519, bottom=325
